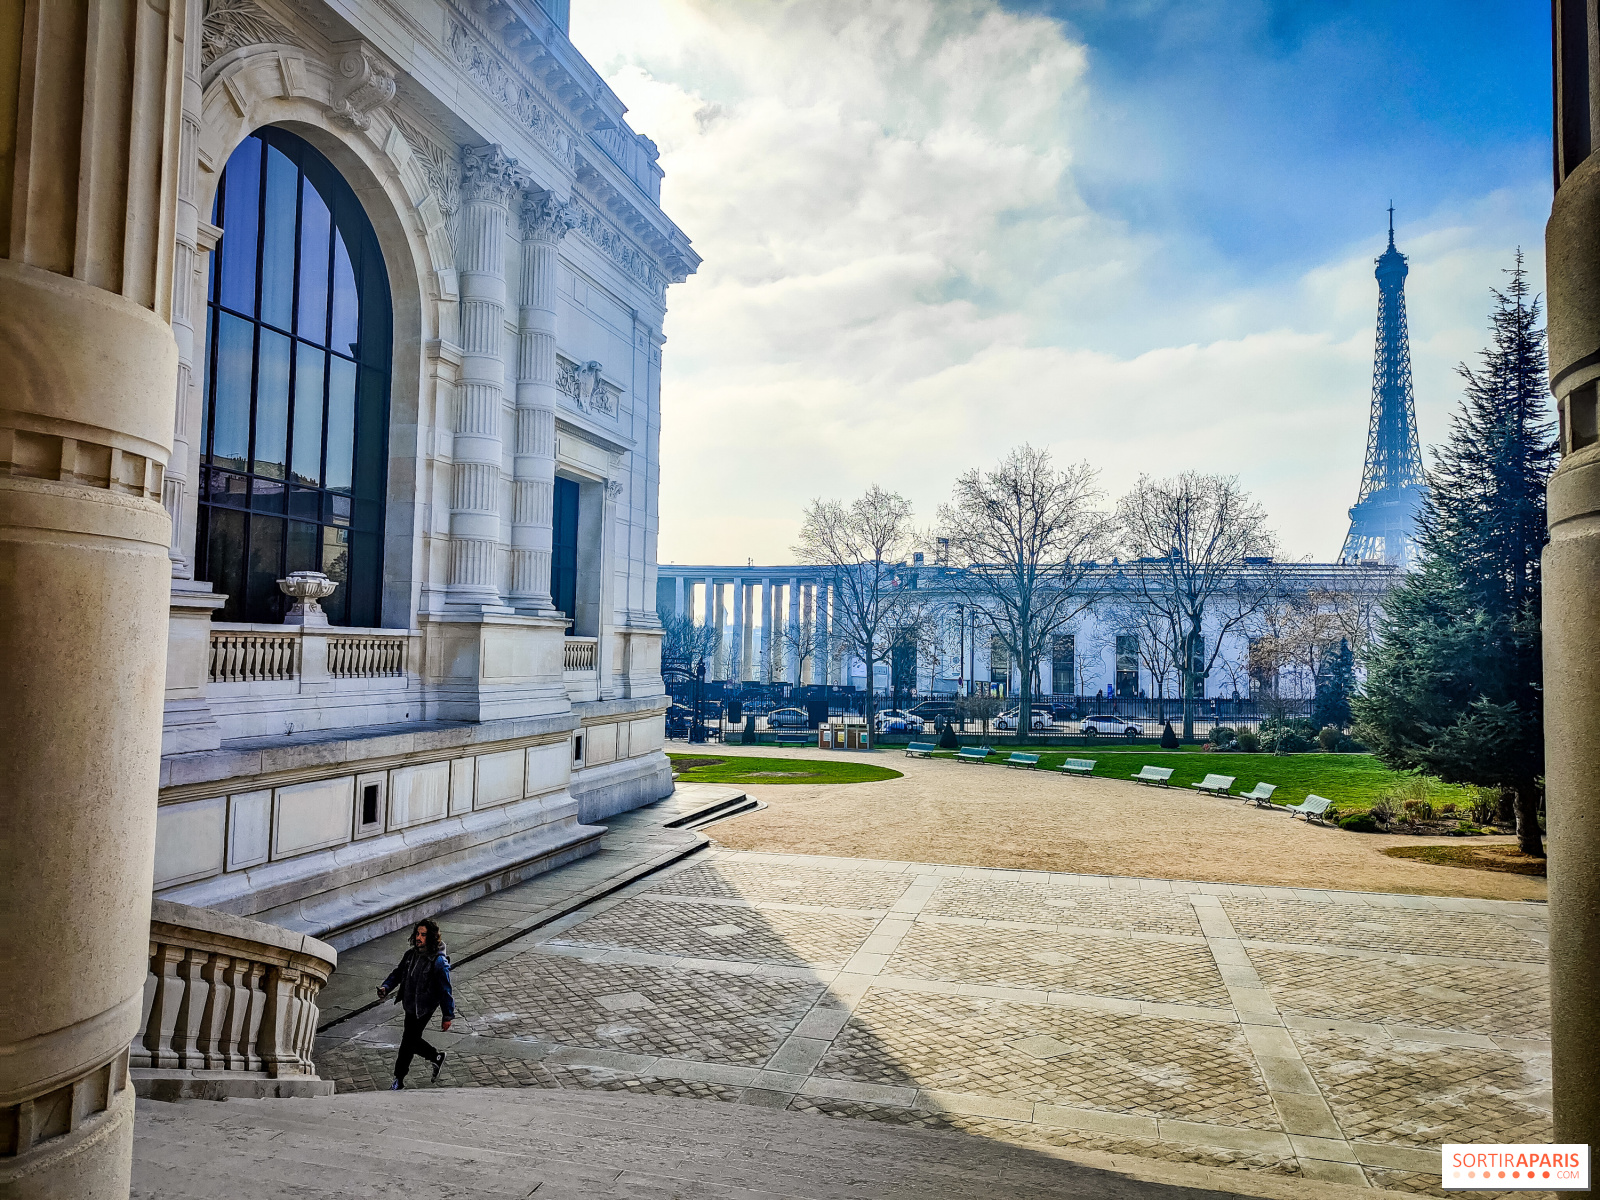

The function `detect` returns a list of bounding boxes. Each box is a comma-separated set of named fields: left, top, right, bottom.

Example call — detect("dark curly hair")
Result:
left=412, top=918, right=442, bottom=955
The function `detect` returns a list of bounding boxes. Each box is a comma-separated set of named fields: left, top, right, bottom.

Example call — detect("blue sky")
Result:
left=571, top=0, right=1552, bottom=563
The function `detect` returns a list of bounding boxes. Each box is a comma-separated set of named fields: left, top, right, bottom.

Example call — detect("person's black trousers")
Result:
left=394, top=1011, right=440, bottom=1081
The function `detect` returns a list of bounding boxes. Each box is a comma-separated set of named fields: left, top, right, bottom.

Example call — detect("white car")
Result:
left=1080, top=715, right=1140, bottom=737
left=994, top=709, right=1051, bottom=731
left=874, top=709, right=924, bottom=734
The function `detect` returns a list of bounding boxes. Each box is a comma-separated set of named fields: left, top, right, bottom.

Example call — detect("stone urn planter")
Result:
left=277, top=571, right=339, bottom=626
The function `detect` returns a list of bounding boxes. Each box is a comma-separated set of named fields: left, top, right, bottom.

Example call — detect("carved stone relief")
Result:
left=556, top=357, right=618, bottom=417
left=445, top=19, right=572, bottom=167
left=201, top=0, right=304, bottom=69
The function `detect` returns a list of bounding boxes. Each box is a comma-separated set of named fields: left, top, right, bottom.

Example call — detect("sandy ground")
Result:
left=683, top=744, right=1547, bottom=902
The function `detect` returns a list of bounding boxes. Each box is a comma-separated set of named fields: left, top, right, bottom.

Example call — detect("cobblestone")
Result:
left=551, top=896, right=879, bottom=965
left=452, top=950, right=823, bottom=1063
left=815, top=988, right=1280, bottom=1128
left=646, top=860, right=914, bottom=909
left=1363, top=1166, right=1554, bottom=1199
left=887, top=921, right=1231, bottom=1007
left=1222, top=898, right=1547, bottom=962
left=923, top=879, right=1205, bottom=935
left=1252, top=947, right=1548, bottom=1036
left=1294, top=1028, right=1551, bottom=1146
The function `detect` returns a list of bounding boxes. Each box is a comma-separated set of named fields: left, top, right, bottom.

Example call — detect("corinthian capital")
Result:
left=520, top=190, right=579, bottom=243
left=461, top=145, right=522, bottom=206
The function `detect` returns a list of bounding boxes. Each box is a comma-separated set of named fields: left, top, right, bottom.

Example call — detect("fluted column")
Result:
left=510, top=190, right=575, bottom=613
left=0, top=2, right=185, bottom=1196
left=447, top=146, right=519, bottom=609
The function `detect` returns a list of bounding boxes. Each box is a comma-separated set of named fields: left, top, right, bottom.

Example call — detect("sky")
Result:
left=568, top=0, right=1552, bottom=567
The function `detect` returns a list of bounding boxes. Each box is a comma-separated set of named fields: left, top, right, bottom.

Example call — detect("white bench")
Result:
left=1061, top=758, right=1096, bottom=775
left=1132, top=766, right=1174, bottom=787
left=1191, top=773, right=1235, bottom=796
left=1239, top=782, right=1278, bottom=808
left=1285, top=794, right=1334, bottom=824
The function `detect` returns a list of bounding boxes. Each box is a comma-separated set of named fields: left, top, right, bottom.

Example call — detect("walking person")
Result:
left=377, top=917, right=454, bottom=1090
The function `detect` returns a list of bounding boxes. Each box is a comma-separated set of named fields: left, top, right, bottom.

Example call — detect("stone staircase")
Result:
left=131, top=1088, right=1376, bottom=1200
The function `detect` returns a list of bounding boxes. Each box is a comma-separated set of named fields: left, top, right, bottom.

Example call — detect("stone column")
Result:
left=731, top=578, right=745, bottom=683
left=509, top=190, right=574, bottom=614
left=0, top=2, right=185, bottom=1195
left=165, top=0, right=203, bottom=579
left=755, top=578, right=769, bottom=683
left=675, top=576, right=685, bottom=618
left=447, top=146, right=519, bottom=609
left=786, top=577, right=800, bottom=684
left=1545, top=18, right=1600, bottom=1141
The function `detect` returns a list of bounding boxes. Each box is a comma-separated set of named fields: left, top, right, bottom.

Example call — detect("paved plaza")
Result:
left=315, top=843, right=1552, bottom=1196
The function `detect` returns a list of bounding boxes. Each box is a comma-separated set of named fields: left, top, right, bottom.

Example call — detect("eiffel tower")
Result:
left=1340, top=207, right=1427, bottom=568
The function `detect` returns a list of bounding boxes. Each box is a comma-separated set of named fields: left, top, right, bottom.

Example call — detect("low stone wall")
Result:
left=131, top=901, right=337, bottom=1101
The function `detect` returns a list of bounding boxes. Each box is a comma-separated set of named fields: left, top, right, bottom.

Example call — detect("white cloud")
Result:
left=571, top=0, right=1550, bottom=568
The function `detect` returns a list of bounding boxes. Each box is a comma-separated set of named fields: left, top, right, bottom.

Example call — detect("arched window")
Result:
left=198, top=127, right=391, bottom=626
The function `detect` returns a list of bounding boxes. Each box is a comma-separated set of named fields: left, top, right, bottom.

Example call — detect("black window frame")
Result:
left=197, top=126, right=392, bottom=627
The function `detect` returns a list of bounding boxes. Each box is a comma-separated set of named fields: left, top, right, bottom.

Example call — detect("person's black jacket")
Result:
left=381, top=945, right=455, bottom=1022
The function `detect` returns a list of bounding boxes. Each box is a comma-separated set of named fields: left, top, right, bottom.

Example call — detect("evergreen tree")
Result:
left=1313, top=638, right=1355, bottom=731
left=1355, top=253, right=1556, bottom=855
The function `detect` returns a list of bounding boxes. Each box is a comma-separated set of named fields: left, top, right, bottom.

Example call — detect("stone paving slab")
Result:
left=310, top=843, right=1553, bottom=1195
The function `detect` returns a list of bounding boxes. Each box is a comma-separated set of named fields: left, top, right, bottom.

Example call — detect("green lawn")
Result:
left=929, top=747, right=1471, bottom=813
left=669, top=754, right=903, bottom=786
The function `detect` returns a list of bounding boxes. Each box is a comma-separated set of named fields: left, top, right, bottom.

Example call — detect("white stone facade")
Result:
left=156, top=0, right=697, bottom=949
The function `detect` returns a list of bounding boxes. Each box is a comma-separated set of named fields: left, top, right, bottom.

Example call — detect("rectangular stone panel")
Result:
left=388, top=760, right=450, bottom=830
left=475, top=749, right=525, bottom=809
left=273, top=776, right=354, bottom=859
left=449, top=756, right=474, bottom=814
left=585, top=722, right=617, bottom=765
left=226, top=789, right=272, bottom=871
left=154, top=797, right=226, bottom=888
left=525, top=741, right=568, bottom=798
left=630, top=716, right=664, bottom=754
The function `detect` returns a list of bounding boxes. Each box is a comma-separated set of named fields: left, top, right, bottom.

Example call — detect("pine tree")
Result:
left=1355, top=253, right=1557, bottom=855
left=1313, top=638, right=1355, bottom=731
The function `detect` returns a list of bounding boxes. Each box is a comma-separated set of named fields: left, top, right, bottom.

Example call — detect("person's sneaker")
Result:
left=389, top=1078, right=403, bottom=1090
left=431, top=1052, right=446, bottom=1083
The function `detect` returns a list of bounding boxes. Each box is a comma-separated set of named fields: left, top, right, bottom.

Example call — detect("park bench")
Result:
left=1004, top=752, right=1040, bottom=769
left=956, top=746, right=992, bottom=763
left=1285, top=794, right=1334, bottom=824
left=1191, top=773, right=1236, bottom=796
left=774, top=733, right=812, bottom=747
left=1239, top=782, right=1278, bottom=808
left=1131, top=766, right=1174, bottom=787
left=1060, top=758, right=1096, bottom=776
left=904, top=742, right=937, bottom=758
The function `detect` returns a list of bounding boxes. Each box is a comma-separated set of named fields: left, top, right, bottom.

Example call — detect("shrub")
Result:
left=1318, top=725, right=1341, bottom=752
left=1402, top=796, right=1436, bottom=822
left=1334, top=734, right=1366, bottom=753
left=1339, top=813, right=1379, bottom=833
left=1236, top=731, right=1260, bottom=753
left=1159, top=722, right=1179, bottom=749
left=1471, top=786, right=1502, bottom=825
left=1369, top=796, right=1400, bottom=827
left=937, top=723, right=959, bottom=750
left=1211, top=726, right=1238, bottom=748
left=1440, top=802, right=1457, bottom=814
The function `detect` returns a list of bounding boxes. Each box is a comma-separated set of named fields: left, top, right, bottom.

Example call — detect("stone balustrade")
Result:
left=563, top=636, right=598, bottom=673
left=130, top=900, right=337, bottom=1101
left=327, top=634, right=408, bottom=679
left=209, top=631, right=298, bottom=683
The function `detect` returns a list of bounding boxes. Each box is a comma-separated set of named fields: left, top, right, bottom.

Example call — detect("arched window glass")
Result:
left=198, top=127, right=391, bottom=626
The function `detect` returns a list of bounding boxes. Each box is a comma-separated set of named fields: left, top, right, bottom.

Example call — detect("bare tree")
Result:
left=794, top=486, right=928, bottom=748
left=938, top=446, right=1113, bottom=741
left=660, top=613, right=721, bottom=673
left=1116, top=472, right=1282, bottom=741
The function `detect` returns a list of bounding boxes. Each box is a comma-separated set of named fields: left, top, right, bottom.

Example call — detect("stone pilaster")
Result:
left=510, top=190, right=575, bottom=614
left=0, top=2, right=185, bottom=1196
left=447, top=145, right=519, bottom=609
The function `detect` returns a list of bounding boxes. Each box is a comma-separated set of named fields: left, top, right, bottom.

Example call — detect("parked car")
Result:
left=767, top=707, right=810, bottom=729
left=1081, top=715, right=1141, bottom=738
left=994, top=709, right=1051, bottom=732
left=874, top=709, right=924, bottom=734
left=909, top=700, right=957, bottom=723
left=1049, top=703, right=1080, bottom=721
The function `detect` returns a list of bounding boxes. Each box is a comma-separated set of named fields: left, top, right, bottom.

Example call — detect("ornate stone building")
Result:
left=0, top=1, right=695, bottom=1192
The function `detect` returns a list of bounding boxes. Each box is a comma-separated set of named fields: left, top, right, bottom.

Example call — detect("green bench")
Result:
left=1131, top=765, right=1174, bottom=787
left=1060, top=758, right=1096, bottom=776
left=904, top=742, right=937, bottom=758
left=1191, top=773, right=1236, bottom=796
left=774, top=732, right=811, bottom=746
left=956, top=746, right=992, bottom=763
left=1004, top=752, right=1040, bottom=769
left=1285, top=794, right=1333, bottom=824
left=1239, top=782, right=1278, bottom=808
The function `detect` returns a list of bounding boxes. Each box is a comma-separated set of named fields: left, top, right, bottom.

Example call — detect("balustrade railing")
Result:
left=563, top=636, right=598, bottom=673
left=328, top=634, right=406, bottom=678
left=131, top=900, right=336, bottom=1099
left=209, top=631, right=297, bottom=683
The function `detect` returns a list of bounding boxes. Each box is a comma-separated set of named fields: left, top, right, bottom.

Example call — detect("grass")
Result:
left=668, top=754, right=903, bottom=786
left=928, top=746, right=1472, bottom=813
left=1383, top=844, right=1547, bottom=877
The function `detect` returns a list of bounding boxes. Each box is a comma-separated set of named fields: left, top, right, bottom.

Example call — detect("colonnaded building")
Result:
left=656, top=559, right=1395, bottom=701
left=1, top=0, right=694, bottom=1190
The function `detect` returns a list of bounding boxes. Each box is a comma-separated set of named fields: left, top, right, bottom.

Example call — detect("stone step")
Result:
left=133, top=1089, right=1377, bottom=1200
